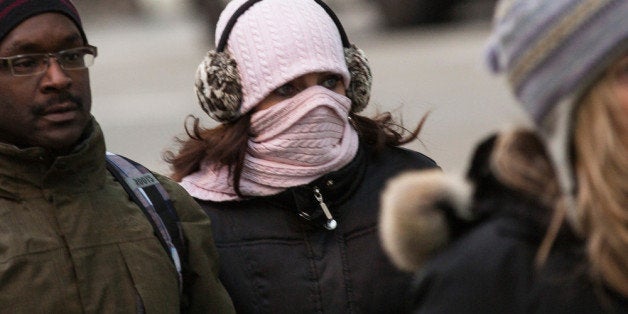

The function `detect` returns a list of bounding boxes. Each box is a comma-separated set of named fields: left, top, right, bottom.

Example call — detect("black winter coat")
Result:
left=197, top=144, right=437, bottom=313
left=391, top=136, right=628, bottom=313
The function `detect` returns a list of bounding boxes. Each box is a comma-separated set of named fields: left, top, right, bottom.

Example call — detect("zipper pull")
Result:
left=313, top=187, right=337, bottom=230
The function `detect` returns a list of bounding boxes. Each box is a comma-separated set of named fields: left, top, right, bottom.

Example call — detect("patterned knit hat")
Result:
left=486, top=0, right=627, bottom=124
left=0, top=0, right=87, bottom=44
left=485, top=0, right=628, bottom=224
left=213, top=0, right=351, bottom=118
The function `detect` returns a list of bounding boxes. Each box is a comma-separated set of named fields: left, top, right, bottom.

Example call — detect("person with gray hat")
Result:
left=0, top=0, right=234, bottom=312
left=379, top=0, right=628, bottom=312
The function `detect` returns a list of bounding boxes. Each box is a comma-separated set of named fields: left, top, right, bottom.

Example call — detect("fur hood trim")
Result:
left=379, top=169, right=473, bottom=272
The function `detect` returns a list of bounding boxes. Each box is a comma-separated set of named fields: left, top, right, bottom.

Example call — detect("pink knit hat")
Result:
left=214, top=0, right=351, bottom=117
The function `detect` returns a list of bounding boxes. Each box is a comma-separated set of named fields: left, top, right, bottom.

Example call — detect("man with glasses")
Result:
left=0, top=1, right=234, bottom=312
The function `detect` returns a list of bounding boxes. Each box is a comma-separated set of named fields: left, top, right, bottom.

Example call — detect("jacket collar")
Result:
left=0, top=117, right=107, bottom=200
left=263, top=143, right=367, bottom=228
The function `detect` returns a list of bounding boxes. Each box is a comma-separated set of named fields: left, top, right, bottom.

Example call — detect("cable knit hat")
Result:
left=0, top=0, right=87, bottom=44
left=208, top=0, right=351, bottom=120
left=486, top=0, right=628, bottom=223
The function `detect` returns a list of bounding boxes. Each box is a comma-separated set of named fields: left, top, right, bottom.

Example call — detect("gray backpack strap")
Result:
left=104, top=152, right=186, bottom=295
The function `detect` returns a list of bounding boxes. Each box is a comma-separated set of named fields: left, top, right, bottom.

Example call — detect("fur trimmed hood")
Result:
left=379, top=169, right=474, bottom=272
left=379, top=134, right=536, bottom=272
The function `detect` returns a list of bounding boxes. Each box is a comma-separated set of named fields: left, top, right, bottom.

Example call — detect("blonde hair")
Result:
left=573, top=68, right=628, bottom=296
left=492, top=58, right=628, bottom=297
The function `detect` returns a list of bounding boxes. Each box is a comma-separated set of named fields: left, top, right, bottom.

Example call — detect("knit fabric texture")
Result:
left=486, top=0, right=628, bottom=125
left=0, top=0, right=86, bottom=43
left=214, top=0, right=351, bottom=117
left=181, top=86, right=359, bottom=201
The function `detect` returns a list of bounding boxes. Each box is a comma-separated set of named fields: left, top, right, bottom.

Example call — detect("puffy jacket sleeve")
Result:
left=409, top=217, right=537, bottom=314
left=156, top=174, right=235, bottom=313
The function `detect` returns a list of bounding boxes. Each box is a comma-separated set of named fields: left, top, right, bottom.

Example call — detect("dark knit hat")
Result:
left=0, top=0, right=87, bottom=44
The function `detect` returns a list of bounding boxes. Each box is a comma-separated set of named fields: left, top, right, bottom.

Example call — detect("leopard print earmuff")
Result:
left=194, top=0, right=373, bottom=123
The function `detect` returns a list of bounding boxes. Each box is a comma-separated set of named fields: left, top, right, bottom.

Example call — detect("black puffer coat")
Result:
left=380, top=135, right=628, bottom=314
left=197, top=144, right=437, bottom=313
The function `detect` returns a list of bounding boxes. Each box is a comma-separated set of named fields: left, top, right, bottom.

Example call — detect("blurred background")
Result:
left=73, top=0, right=527, bottom=176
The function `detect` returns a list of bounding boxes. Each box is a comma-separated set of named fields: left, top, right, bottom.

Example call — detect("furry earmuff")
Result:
left=195, top=50, right=242, bottom=122
left=194, top=0, right=372, bottom=123
left=196, top=45, right=372, bottom=122
left=345, top=44, right=372, bottom=113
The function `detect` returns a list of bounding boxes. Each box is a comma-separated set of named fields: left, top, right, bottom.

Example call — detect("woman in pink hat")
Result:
left=165, top=0, right=437, bottom=312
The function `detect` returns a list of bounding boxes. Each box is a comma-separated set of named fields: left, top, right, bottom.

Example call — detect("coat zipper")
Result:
left=313, top=187, right=337, bottom=230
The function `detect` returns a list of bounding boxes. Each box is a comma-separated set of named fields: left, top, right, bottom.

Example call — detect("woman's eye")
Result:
left=321, top=75, right=341, bottom=89
left=274, top=84, right=296, bottom=97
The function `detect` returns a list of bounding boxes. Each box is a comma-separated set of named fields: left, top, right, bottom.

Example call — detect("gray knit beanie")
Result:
left=485, top=0, right=628, bottom=227
left=486, top=0, right=628, bottom=124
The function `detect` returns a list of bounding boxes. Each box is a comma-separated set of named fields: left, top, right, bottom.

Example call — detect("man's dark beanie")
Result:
left=0, top=0, right=87, bottom=44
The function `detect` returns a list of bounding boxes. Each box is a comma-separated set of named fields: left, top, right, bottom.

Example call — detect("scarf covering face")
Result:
left=181, top=86, right=359, bottom=201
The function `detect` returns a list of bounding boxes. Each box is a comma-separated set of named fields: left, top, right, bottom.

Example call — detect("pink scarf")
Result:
left=181, top=86, right=359, bottom=201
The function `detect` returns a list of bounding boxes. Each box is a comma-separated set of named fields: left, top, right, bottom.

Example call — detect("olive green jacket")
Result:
left=0, top=119, right=234, bottom=313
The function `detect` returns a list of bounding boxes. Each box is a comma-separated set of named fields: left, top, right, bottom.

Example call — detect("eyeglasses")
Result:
left=0, top=45, right=98, bottom=77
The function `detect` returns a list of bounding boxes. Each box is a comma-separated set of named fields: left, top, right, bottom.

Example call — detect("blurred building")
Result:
left=72, top=0, right=496, bottom=44
left=80, top=0, right=520, bottom=175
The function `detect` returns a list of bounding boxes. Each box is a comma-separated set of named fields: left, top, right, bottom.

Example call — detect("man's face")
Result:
left=0, top=13, right=91, bottom=154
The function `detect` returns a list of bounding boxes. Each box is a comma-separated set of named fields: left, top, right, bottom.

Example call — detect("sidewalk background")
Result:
left=81, top=0, right=527, bottom=176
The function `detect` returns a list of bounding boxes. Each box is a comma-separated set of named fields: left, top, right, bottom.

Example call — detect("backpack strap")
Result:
left=105, top=152, right=186, bottom=295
